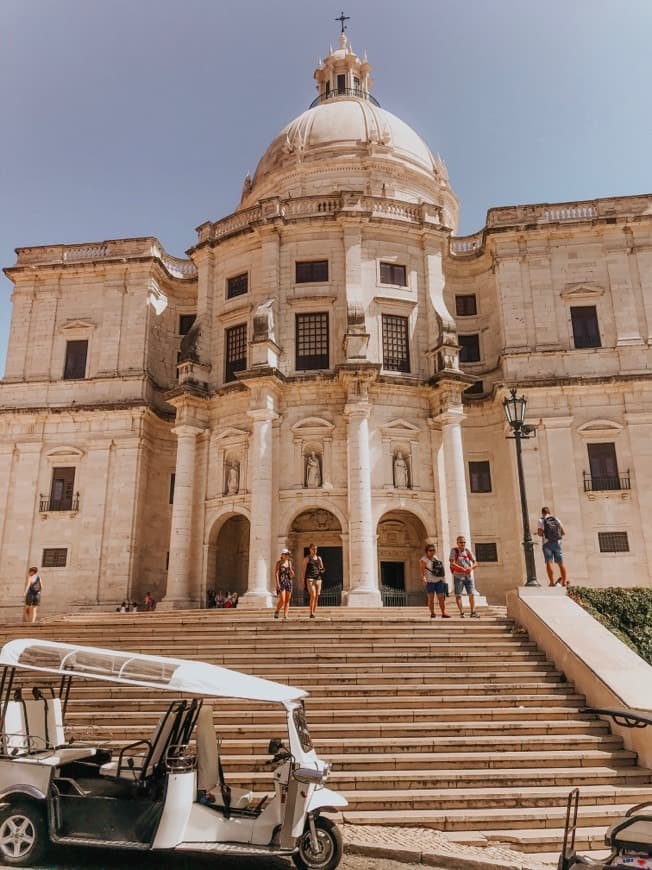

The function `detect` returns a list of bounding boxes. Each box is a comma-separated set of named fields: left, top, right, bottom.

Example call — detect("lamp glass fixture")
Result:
left=503, top=388, right=527, bottom=428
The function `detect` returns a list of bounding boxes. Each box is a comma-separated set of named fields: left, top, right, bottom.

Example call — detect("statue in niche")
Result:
left=226, top=461, right=240, bottom=495
left=393, top=451, right=410, bottom=489
left=305, top=452, right=322, bottom=489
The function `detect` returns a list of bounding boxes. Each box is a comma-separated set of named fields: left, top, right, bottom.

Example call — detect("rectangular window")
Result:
left=337, top=73, right=346, bottom=94
left=42, top=548, right=67, bottom=568
left=469, top=460, right=492, bottom=493
left=225, top=323, right=247, bottom=382
left=63, top=340, right=88, bottom=380
left=598, top=532, right=629, bottom=553
left=379, top=262, right=407, bottom=286
left=459, top=334, right=481, bottom=363
left=587, top=442, right=620, bottom=490
left=169, top=473, right=175, bottom=505
left=464, top=381, right=483, bottom=396
left=381, top=314, right=410, bottom=373
left=296, top=260, right=328, bottom=283
left=178, top=314, right=196, bottom=335
left=227, top=273, right=248, bottom=299
left=296, top=313, right=329, bottom=371
left=571, top=306, right=601, bottom=348
left=475, top=542, right=498, bottom=562
left=455, top=294, right=477, bottom=316
left=49, top=467, right=75, bottom=511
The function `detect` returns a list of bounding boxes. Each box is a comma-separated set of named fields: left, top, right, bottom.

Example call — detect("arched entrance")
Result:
left=288, top=509, right=343, bottom=606
left=211, top=514, right=250, bottom=601
left=377, top=510, right=429, bottom=606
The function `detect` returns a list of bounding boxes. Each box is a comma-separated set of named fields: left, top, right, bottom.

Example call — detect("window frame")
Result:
left=226, top=272, right=249, bottom=300
left=571, top=305, right=601, bottom=349
left=474, top=542, right=498, bottom=562
left=459, top=333, right=481, bottom=364
left=598, top=531, right=629, bottom=553
left=42, top=547, right=68, bottom=568
left=455, top=294, right=478, bottom=317
left=381, top=313, right=411, bottom=374
left=178, top=313, right=196, bottom=336
left=295, top=312, right=330, bottom=371
left=379, top=261, right=408, bottom=288
left=295, top=260, right=329, bottom=284
left=468, top=460, right=492, bottom=494
left=63, top=339, right=88, bottom=380
left=49, top=467, right=76, bottom=511
left=224, top=322, right=248, bottom=383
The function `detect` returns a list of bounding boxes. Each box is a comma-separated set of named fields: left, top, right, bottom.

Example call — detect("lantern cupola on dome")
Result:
left=311, top=32, right=376, bottom=107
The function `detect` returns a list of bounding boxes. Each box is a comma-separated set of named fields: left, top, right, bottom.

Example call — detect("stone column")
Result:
left=439, top=410, right=471, bottom=544
left=240, top=408, right=276, bottom=608
left=428, top=420, right=450, bottom=559
left=344, top=403, right=382, bottom=606
left=163, top=424, right=202, bottom=608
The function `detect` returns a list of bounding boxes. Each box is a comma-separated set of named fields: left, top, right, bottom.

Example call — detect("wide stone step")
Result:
left=339, top=783, right=652, bottom=811
left=438, top=824, right=611, bottom=853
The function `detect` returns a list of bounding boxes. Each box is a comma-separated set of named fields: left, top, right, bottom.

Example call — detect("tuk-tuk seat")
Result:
left=2, top=695, right=67, bottom=755
left=196, top=705, right=252, bottom=810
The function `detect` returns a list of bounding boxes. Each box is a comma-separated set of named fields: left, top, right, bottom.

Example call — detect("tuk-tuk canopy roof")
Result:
left=0, top=639, right=307, bottom=704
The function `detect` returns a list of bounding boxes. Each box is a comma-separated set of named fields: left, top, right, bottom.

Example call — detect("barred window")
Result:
left=598, top=532, right=629, bottom=553
left=296, top=313, right=329, bottom=370
left=225, top=323, right=247, bottom=382
left=178, top=314, right=196, bottom=335
left=50, top=467, right=75, bottom=511
left=456, top=294, right=477, bottom=316
left=296, top=260, right=328, bottom=283
left=475, top=542, right=498, bottom=562
left=379, top=262, right=407, bottom=286
left=43, top=548, right=67, bottom=568
left=63, top=340, right=88, bottom=380
left=227, top=273, right=248, bottom=299
left=459, top=334, right=481, bottom=363
left=382, top=314, right=410, bottom=373
left=469, top=460, right=492, bottom=493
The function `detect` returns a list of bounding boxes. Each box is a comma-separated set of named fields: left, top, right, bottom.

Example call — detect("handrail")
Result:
left=309, top=88, right=380, bottom=108
left=39, top=493, right=80, bottom=512
left=583, top=471, right=631, bottom=492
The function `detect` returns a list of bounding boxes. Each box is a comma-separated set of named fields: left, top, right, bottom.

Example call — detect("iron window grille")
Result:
left=225, top=323, right=247, bottom=382
left=598, top=532, right=629, bottom=553
left=63, top=340, right=88, bottom=380
left=583, top=471, right=631, bottom=492
left=475, top=542, right=498, bottom=562
left=455, top=294, right=477, bottom=316
left=42, top=548, right=68, bottom=568
left=379, top=262, right=407, bottom=286
left=382, top=314, right=410, bottom=373
left=296, top=260, right=329, bottom=283
left=227, top=273, right=248, bottom=299
left=296, top=313, right=329, bottom=370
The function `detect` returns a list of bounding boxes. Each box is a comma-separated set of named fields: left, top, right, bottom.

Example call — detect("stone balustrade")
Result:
left=450, top=231, right=484, bottom=256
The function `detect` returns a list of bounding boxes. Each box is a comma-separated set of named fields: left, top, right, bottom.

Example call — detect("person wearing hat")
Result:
left=274, top=548, right=295, bottom=620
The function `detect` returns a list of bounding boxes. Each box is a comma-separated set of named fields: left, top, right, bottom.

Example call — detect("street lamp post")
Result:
left=503, top=387, right=540, bottom=587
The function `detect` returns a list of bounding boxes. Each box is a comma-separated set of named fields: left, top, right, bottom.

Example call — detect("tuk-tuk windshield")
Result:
left=293, top=705, right=313, bottom=752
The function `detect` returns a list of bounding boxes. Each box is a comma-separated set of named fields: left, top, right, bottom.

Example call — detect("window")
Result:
left=178, top=314, right=196, bottom=335
left=571, top=306, right=601, bottom=348
left=381, top=314, right=410, bottom=373
left=225, top=323, right=247, bottom=382
left=469, top=460, right=492, bottom=493
left=464, top=381, right=483, bottom=396
left=49, top=467, right=76, bottom=511
left=587, top=443, right=621, bottom=490
left=42, top=548, right=67, bottom=568
left=296, top=313, right=329, bottom=370
left=459, top=334, right=481, bottom=363
left=296, top=260, right=328, bottom=283
left=169, top=473, right=175, bottom=505
left=63, top=340, right=88, bottom=380
left=379, top=262, right=407, bottom=286
left=598, top=532, right=629, bottom=553
left=475, top=542, right=498, bottom=562
left=455, top=294, right=477, bottom=316
left=227, top=273, right=248, bottom=299
left=337, top=74, right=346, bottom=94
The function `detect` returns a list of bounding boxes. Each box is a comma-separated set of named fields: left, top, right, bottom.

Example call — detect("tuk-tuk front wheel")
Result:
left=0, top=801, right=48, bottom=867
left=293, top=816, right=343, bottom=870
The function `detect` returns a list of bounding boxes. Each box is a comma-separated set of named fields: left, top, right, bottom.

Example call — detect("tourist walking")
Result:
left=537, top=506, right=567, bottom=586
left=420, top=544, right=450, bottom=618
left=144, top=591, right=157, bottom=611
left=449, top=536, right=479, bottom=618
left=24, top=567, right=43, bottom=623
left=302, top=543, right=324, bottom=619
left=274, top=548, right=294, bottom=620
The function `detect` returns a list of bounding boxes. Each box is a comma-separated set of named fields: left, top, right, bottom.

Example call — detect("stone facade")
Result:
left=1, top=36, right=651, bottom=612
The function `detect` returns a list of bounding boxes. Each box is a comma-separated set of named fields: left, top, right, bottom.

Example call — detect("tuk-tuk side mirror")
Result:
left=268, top=738, right=283, bottom=755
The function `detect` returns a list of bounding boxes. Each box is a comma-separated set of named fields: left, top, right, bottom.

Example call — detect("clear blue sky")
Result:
left=1, top=0, right=651, bottom=373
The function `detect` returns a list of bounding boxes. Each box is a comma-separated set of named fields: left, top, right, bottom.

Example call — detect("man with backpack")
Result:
left=537, top=506, right=567, bottom=587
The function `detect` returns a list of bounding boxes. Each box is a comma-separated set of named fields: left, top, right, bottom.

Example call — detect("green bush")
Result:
left=568, top=587, right=652, bottom=665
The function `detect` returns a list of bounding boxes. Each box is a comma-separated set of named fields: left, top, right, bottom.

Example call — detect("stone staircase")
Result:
left=2, top=606, right=650, bottom=858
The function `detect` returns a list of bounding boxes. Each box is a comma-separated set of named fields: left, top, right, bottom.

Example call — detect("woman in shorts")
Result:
left=24, top=566, right=43, bottom=623
left=420, top=545, right=450, bottom=619
left=302, top=543, right=324, bottom=619
left=274, top=548, right=294, bottom=620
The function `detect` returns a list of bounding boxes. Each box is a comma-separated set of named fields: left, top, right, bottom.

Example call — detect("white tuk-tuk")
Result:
left=0, top=638, right=347, bottom=868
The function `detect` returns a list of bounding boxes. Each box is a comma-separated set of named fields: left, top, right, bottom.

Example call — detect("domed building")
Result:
left=2, top=32, right=651, bottom=613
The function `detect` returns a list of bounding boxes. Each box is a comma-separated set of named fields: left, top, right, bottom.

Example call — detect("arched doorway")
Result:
left=288, top=508, right=343, bottom=605
left=377, top=510, right=428, bottom=605
left=211, top=515, right=250, bottom=600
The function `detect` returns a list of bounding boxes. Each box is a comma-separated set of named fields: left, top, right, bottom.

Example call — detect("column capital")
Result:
left=172, top=424, right=204, bottom=438
left=247, top=408, right=280, bottom=424
left=432, top=408, right=465, bottom=427
left=343, top=402, right=371, bottom=420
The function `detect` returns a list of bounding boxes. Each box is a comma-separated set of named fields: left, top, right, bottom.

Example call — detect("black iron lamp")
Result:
left=503, top=387, right=540, bottom=587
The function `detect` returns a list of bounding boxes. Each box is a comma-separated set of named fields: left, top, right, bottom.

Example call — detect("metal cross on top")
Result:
left=335, top=11, right=350, bottom=33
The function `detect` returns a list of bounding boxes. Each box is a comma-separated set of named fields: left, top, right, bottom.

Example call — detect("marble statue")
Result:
left=393, top=451, right=409, bottom=488
left=305, top=452, right=321, bottom=488
left=226, top=461, right=240, bottom=495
